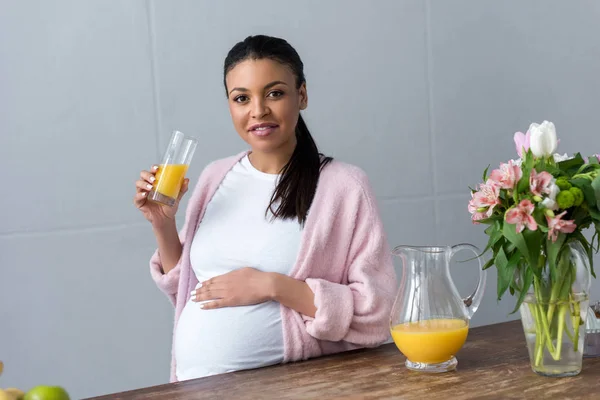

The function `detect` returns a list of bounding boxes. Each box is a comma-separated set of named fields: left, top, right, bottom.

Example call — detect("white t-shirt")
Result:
left=174, top=155, right=302, bottom=380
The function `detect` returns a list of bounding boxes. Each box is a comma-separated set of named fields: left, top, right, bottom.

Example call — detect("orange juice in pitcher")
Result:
left=391, top=319, right=469, bottom=364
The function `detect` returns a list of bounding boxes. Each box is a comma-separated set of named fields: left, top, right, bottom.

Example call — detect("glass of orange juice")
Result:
left=149, top=130, right=198, bottom=207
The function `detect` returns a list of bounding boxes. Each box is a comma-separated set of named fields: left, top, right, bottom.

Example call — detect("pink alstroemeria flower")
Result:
left=505, top=199, right=538, bottom=233
left=514, top=130, right=531, bottom=158
left=468, top=180, right=501, bottom=223
left=490, top=160, right=523, bottom=190
left=546, top=211, right=577, bottom=242
left=529, top=169, right=554, bottom=197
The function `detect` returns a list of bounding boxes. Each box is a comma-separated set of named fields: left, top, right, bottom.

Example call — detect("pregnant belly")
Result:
left=174, top=299, right=285, bottom=380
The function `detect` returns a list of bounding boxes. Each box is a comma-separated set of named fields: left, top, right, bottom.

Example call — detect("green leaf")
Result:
left=570, top=205, right=592, bottom=228
left=589, top=156, right=600, bottom=165
left=532, top=207, right=548, bottom=231
left=523, top=229, right=543, bottom=274
left=517, top=154, right=535, bottom=193
left=482, top=165, right=491, bottom=182
left=495, top=247, right=509, bottom=299
left=511, top=266, right=533, bottom=314
left=503, top=222, right=529, bottom=261
left=592, top=175, right=600, bottom=205
left=503, top=221, right=542, bottom=273
left=558, top=153, right=585, bottom=175
left=496, top=248, right=519, bottom=301
left=482, top=221, right=503, bottom=255
left=590, top=205, right=600, bottom=221
left=577, top=163, right=600, bottom=175
left=482, top=257, right=495, bottom=270
left=543, top=164, right=562, bottom=176
left=505, top=242, right=516, bottom=253
left=546, top=233, right=566, bottom=282
left=591, top=226, right=599, bottom=253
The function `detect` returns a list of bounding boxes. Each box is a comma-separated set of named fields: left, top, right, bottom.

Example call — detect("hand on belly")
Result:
left=190, top=267, right=274, bottom=310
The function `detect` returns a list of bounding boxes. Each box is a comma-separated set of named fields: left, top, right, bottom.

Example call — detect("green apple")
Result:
left=23, top=386, right=70, bottom=400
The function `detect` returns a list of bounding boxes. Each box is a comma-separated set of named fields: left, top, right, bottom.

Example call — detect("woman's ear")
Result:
left=299, top=83, right=308, bottom=110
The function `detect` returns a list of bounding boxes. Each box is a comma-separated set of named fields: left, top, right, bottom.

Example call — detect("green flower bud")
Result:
left=556, top=177, right=572, bottom=190
left=544, top=209, right=555, bottom=218
left=569, top=187, right=584, bottom=206
left=533, top=195, right=543, bottom=202
left=476, top=207, right=488, bottom=213
left=556, top=190, right=575, bottom=209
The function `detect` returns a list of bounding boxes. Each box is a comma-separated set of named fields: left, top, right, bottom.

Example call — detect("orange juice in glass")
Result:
left=149, top=131, right=198, bottom=206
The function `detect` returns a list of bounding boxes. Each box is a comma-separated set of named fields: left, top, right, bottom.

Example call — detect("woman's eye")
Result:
left=234, top=95, right=249, bottom=103
left=268, top=90, right=283, bottom=98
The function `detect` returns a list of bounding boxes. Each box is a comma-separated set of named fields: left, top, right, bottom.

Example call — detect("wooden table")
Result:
left=87, top=320, right=600, bottom=399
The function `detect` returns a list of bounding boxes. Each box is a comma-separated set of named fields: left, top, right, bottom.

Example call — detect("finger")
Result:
left=192, top=287, right=225, bottom=302
left=177, top=178, right=190, bottom=201
left=136, top=179, right=154, bottom=192
left=133, top=191, right=148, bottom=208
left=140, top=168, right=158, bottom=185
left=193, top=282, right=225, bottom=300
left=200, top=299, right=227, bottom=310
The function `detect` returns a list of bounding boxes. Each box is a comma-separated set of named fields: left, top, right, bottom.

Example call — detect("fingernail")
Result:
left=199, top=283, right=204, bottom=287
left=146, top=184, right=153, bottom=190
left=141, top=192, right=147, bottom=197
left=149, top=176, right=155, bottom=183
left=199, top=304, right=205, bottom=309
left=152, top=165, right=158, bottom=171
left=190, top=291, right=195, bottom=295
left=190, top=296, right=196, bottom=301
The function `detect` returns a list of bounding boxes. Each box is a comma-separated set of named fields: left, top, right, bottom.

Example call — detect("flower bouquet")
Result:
left=468, top=120, right=600, bottom=376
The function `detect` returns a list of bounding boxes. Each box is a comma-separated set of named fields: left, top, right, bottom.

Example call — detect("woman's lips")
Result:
left=249, top=123, right=279, bottom=137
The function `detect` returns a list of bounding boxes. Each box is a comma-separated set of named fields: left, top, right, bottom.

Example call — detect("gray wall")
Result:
left=1, top=0, right=599, bottom=398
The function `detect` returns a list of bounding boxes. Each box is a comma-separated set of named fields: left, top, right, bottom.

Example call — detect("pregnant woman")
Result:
left=133, top=34, right=397, bottom=382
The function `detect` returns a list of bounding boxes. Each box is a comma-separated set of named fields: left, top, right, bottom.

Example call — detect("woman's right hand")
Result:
left=134, top=165, right=189, bottom=228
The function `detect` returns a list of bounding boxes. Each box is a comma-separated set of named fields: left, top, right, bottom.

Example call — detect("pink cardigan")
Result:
left=150, top=151, right=397, bottom=382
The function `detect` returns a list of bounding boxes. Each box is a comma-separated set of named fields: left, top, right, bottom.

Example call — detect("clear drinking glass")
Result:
left=148, top=131, right=198, bottom=207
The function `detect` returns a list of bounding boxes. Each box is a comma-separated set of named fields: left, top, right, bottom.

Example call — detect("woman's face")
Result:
left=225, top=58, right=307, bottom=155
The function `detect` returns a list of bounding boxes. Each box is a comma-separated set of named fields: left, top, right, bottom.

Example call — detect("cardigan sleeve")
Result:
left=302, top=175, right=397, bottom=345
left=149, top=231, right=186, bottom=306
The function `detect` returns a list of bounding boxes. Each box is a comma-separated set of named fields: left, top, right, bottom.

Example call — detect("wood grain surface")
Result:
left=86, top=320, right=600, bottom=399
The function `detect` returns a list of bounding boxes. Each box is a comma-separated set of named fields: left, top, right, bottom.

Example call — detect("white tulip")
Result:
left=529, top=121, right=558, bottom=158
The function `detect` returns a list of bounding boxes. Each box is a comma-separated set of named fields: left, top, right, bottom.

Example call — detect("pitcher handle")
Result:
left=450, top=243, right=487, bottom=319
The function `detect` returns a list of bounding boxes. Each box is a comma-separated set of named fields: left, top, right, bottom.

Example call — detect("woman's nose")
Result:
left=250, top=99, right=270, bottom=119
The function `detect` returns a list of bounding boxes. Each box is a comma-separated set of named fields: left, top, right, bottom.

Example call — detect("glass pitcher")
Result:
left=390, top=244, right=487, bottom=372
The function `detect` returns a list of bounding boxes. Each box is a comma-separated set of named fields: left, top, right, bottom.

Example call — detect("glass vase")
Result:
left=519, top=241, right=592, bottom=377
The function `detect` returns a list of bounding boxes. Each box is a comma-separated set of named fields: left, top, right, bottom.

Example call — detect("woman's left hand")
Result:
left=191, top=267, right=275, bottom=309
